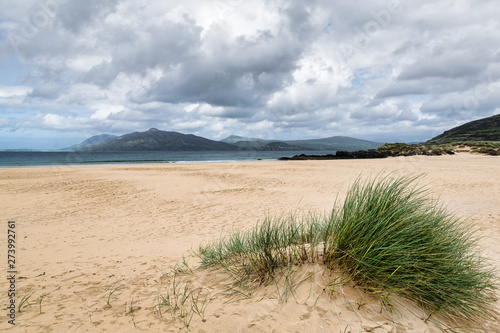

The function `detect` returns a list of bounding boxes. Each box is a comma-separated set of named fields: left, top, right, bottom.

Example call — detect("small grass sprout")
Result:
left=36, top=295, right=45, bottom=314
left=154, top=277, right=212, bottom=330
left=154, top=277, right=193, bottom=319
left=104, top=280, right=124, bottom=307
left=170, top=255, right=193, bottom=276
left=18, top=291, right=34, bottom=313
left=190, top=288, right=212, bottom=322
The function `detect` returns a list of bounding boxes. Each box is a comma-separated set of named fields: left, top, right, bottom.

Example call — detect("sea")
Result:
left=0, top=150, right=337, bottom=167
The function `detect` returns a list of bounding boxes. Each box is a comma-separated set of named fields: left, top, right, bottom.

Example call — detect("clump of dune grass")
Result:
left=196, top=174, right=497, bottom=324
left=154, top=277, right=212, bottom=330
left=198, top=212, right=324, bottom=292
left=324, top=175, right=497, bottom=323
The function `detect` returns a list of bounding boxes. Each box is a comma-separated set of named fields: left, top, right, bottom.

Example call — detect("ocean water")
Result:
left=0, top=150, right=337, bottom=167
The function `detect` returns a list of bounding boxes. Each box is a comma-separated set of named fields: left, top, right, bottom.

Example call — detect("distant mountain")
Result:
left=259, top=142, right=310, bottom=151
left=221, top=135, right=267, bottom=144
left=426, top=114, right=500, bottom=144
left=64, top=134, right=117, bottom=150
left=220, top=135, right=273, bottom=149
left=221, top=135, right=381, bottom=151
left=82, top=128, right=237, bottom=151
left=287, top=136, right=382, bottom=151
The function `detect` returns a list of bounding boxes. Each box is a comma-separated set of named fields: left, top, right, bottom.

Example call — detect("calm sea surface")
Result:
left=0, top=150, right=337, bottom=167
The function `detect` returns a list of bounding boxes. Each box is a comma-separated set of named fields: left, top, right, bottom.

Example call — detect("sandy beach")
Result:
left=1, top=154, right=499, bottom=332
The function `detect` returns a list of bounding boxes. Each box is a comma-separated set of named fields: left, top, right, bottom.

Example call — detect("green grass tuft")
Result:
left=198, top=212, right=323, bottom=290
left=326, top=174, right=497, bottom=322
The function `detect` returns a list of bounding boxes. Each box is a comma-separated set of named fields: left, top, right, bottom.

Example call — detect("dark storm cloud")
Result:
left=82, top=14, right=203, bottom=87
left=132, top=2, right=316, bottom=109
left=56, top=0, right=119, bottom=33
left=136, top=32, right=301, bottom=108
left=3, top=0, right=118, bottom=59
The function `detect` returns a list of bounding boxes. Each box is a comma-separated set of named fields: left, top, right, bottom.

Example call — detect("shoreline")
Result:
left=2, top=152, right=495, bottom=169
left=0, top=150, right=331, bottom=168
left=0, top=159, right=273, bottom=169
left=2, top=149, right=496, bottom=169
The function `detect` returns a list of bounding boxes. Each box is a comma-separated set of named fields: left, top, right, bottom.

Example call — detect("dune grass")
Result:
left=198, top=212, right=324, bottom=291
left=154, top=277, right=212, bottom=330
left=196, top=174, right=497, bottom=325
left=325, top=175, right=497, bottom=322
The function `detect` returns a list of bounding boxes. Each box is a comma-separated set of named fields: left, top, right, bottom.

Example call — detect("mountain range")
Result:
left=65, top=113, right=500, bottom=152
left=67, top=129, right=382, bottom=152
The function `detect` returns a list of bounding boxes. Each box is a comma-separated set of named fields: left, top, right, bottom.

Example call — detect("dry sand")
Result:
left=1, top=153, right=499, bottom=332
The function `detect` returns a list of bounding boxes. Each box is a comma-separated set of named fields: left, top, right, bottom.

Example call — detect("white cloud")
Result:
left=90, top=105, right=124, bottom=120
left=0, top=85, right=32, bottom=98
left=41, top=113, right=67, bottom=128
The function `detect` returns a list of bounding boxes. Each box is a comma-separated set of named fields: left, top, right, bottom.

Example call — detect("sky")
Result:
left=0, top=0, right=499, bottom=149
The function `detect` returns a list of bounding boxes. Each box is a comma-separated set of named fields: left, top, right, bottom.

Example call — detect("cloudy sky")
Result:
left=1, top=0, right=499, bottom=149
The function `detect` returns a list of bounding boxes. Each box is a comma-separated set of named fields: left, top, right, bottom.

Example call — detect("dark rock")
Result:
left=279, top=149, right=388, bottom=161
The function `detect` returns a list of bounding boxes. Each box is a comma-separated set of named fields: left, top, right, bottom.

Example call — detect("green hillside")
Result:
left=426, top=114, right=500, bottom=144
left=86, top=128, right=237, bottom=151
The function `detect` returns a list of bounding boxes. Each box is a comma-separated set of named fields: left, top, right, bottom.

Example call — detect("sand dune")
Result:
left=1, top=154, right=499, bottom=332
